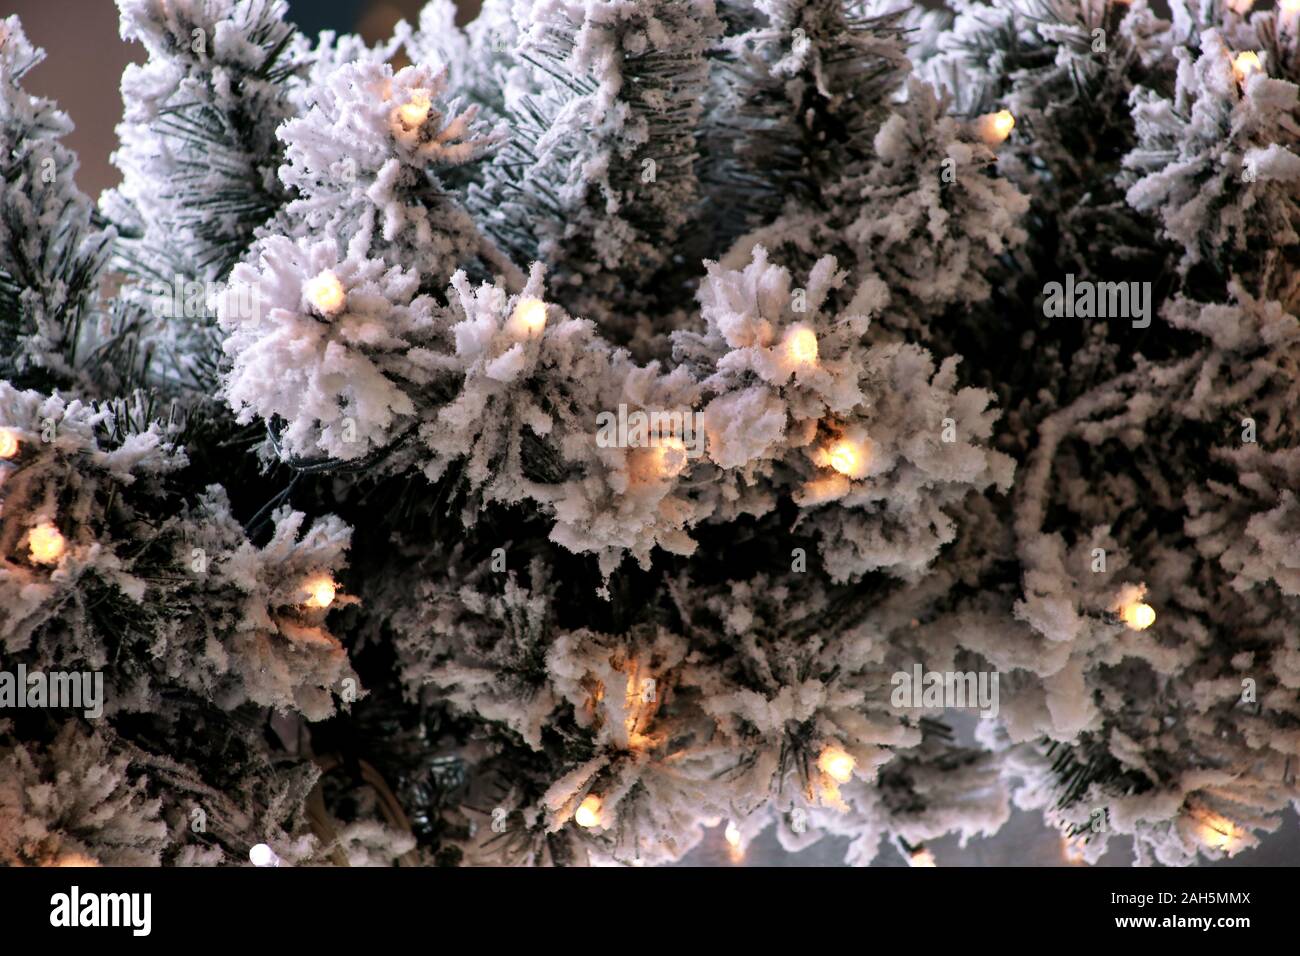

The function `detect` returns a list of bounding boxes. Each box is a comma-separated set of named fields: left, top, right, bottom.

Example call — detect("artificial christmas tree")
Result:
left=0, top=0, right=1296, bottom=868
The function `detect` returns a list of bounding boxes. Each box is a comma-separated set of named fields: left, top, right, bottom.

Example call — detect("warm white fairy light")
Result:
left=507, top=297, right=548, bottom=338
left=975, top=110, right=1015, bottom=145
left=823, top=434, right=872, bottom=479
left=396, top=87, right=432, bottom=129
left=724, top=820, right=745, bottom=862
left=1231, top=51, right=1263, bottom=86
left=574, top=794, right=602, bottom=828
left=828, top=441, right=859, bottom=476
left=909, top=847, right=937, bottom=868
left=1062, top=836, right=1086, bottom=864
left=818, top=745, right=856, bottom=784
left=304, top=270, right=346, bottom=317
left=724, top=820, right=742, bottom=848
left=652, top=437, right=689, bottom=478
left=28, top=522, right=66, bottom=565
left=249, top=843, right=281, bottom=867
left=0, top=428, right=18, bottom=459
left=302, top=575, right=337, bottom=609
left=619, top=669, right=658, bottom=751
left=784, top=325, right=819, bottom=367
left=1197, top=812, right=1242, bottom=852
left=1120, top=600, right=1156, bottom=631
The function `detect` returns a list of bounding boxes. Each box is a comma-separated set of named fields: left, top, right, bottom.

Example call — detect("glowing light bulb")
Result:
left=303, top=575, right=337, bottom=609
left=575, top=794, right=602, bottom=829
left=784, top=325, right=819, bottom=366
left=818, top=745, right=856, bottom=784
left=724, top=820, right=744, bottom=862
left=508, top=297, right=548, bottom=338
left=249, top=843, right=281, bottom=867
left=304, top=270, right=346, bottom=317
left=724, top=821, right=741, bottom=848
left=1231, top=51, right=1263, bottom=85
left=0, top=428, right=18, bottom=459
left=396, top=88, right=432, bottom=129
left=1120, top=601, right=1156, bottom=631
left=653, top=437, right=689, bottom=478
left=909, top=848, right=937, bottom=868
left=829, top=442, right=857, bottom=475
left=1198, top=813, right=1242, bottom=851
left=28, top=522, right=66, bottom=565
left=1062, top=837, right=1086, bottom=864
left=976, top=110, right=1015, bottom=145
left=826, top=437, right=869, bottom=478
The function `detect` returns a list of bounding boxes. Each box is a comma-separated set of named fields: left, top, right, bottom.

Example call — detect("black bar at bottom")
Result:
left=0, top=864, right=1286, bottom=944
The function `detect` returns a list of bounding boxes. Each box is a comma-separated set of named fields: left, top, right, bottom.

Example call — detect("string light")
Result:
left=1231, top=51, right=1263, bottom=85
left=909, top=847, right=937, bottom=868
left=619, top=668, right=660, bottom=751
left=829, top=441, right=858, bottom=476
left=975, top=110, right=1015, bottom=145
left=652, top=437, right=689, bottom=478
left=249, top=843, right=281, bottom=867
left=0, top=428, right=18, bottom=459
left=507, top=297, right=548, bottom=338
left=574, top=794, right=602, bottom=828
left=302, top=575, right=337, bottom=609
left=1062, top=836, right=1087, bottom=865
left=304, top=270, right=346, bottom=318
left=28, top=522, right=66, bottom=565
left=724, top=820, right=744, bottom=863
left=818, top=745, right=856, bottom=784
left=1119, top=600, right=1156, bottom=631
left=823, top=435, right=869, bottom=479
left=724, top=821, right=742, bottom=847
left=396, top=87, right=432, bottom=129
left=1197, top=812, right=1242, bottom=852
left=784, top=325, right=819, bottom=366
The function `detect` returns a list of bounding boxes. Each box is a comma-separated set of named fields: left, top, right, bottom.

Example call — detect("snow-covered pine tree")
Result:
left=0, top=18, right=113, bottom=392
left=0, top=0, right=1296, bottom=869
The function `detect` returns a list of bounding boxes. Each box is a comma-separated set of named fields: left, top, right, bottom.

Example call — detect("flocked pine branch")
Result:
left=0, top=0, right=1297, bottom=871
